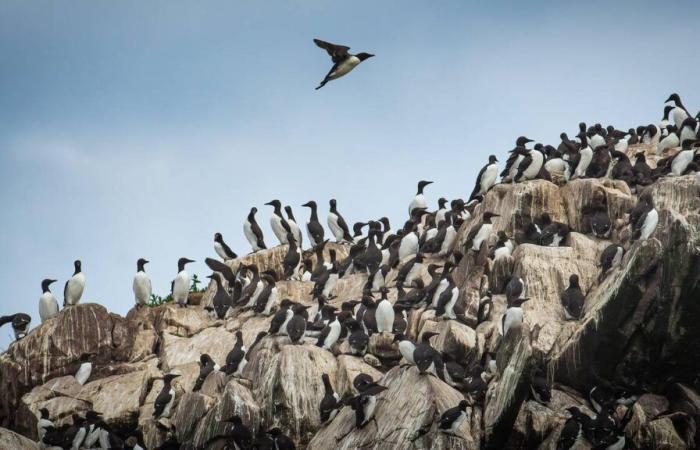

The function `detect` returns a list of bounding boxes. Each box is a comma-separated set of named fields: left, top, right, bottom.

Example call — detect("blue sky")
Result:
left=0, top=1, right=697, bottom=348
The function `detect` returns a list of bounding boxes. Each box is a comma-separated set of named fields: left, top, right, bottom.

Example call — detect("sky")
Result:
left=0, top=0, right=698, bottom=349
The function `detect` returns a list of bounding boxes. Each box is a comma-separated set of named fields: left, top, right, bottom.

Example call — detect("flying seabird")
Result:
left=313, top=39, right=374, bottom=90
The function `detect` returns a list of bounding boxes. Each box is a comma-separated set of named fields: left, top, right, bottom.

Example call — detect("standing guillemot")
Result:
left=375, top=288, right=394, bottom=334
left=408, top=180, right=433, bottom=216
left=464, top=212, right=499, bottom=252
left=0, top=313, right=31, bottom=340
left=529, top=366, right=551, bottom=405
left=633, top=153, right=653, bottom=187
left=610, top=149, right=635, bottom=187
left=599, top=244, right=624, bottom=282
left=544, top=149, right=571, bottom=182
left=37, top=408, right=54, bottom=442
left=505, top=276, right=527, bottom=305
left=395, top=253, right=424, bottom=287
left=561, top=274, right=585, bottom=320
left=327, top=199, right=353, bottom=243
left=218, top=415, right=253, bottom=450
left=285, top=205, right=304, bottom=250
left=435, top=274, right=461, bottom=321
left=269, top=298, right=295, bottom=335
left=283, top=232, right=302, bottom=280
left=414, top=331, right=445, bottom=379
left=557, top=407, right=586, bottom=450
left=302, top=201, right=325, bottom=247
left=515, top=144, right=545, bottom=182
left=583, top=194, right=611, bottom=238
left=502, top=297, right=529, bottom=337
left=438, top=400, right=469, bottom=436
left=572, top=132, right=593, bottom=179
left=316, top=310, right=341, bottom=350
left=287, top=304, right=310, bottom=344
left=243, top=206, right=267, bottom=252
left=207, top=273, right=232, bottom=320
left=665, top=93, right=690, bottom=127
left=313, top=39, right=374, bottom=90
left=193, top=354, right=219, bottom=392
left=39, top=278, right=59, bottom=322
left=670, top=138, right=698, bottom=176
left=319, top=373, right=341, bottom=423
left=63, top=259, right=85, bottom=307
left=133, top=258, right=152, bottom=308
left=172, top=257, right=195, bottom=308
left=223, top=330, right=248, bottom=377
left=345, top=319, right=369, bottom=355
left=253, top=273, right=279, bottom=316
left=313, top=260, right=339, bottom=299
left=265, top=199, right=291, bottom=245
left=470, top=155, right=499, bottom=200
left=629, top=191, right=658, bottom=241
left=213, top=232, right=238, bottom=261
left=477, top=292, right=493, bottom=324
left=153, top=373, right=181, bottom=419
left=538, top=213, right=570, bottom=247
left=501, top=136, right=534, bottom=182
left=585, top=143, right=612, bottom=178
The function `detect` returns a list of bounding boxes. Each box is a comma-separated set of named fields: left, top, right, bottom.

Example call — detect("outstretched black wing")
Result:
left=314, top=39, right=351, bottom=63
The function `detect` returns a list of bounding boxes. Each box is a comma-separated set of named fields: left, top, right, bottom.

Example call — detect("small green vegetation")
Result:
left=147, top=274, right=202, bottom=307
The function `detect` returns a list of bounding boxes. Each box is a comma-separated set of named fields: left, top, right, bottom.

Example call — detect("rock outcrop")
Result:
left=1, top=140, right=699, bottom=449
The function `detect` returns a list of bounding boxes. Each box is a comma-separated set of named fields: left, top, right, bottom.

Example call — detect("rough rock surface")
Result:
left=1, top=142, right=699, bottom=449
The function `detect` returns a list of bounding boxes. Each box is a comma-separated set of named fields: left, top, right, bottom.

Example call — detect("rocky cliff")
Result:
left=1, top=139, right=699, bottom=449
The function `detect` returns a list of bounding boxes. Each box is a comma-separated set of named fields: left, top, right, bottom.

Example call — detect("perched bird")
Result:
left=266, top=427, right=296, bottom=450
left=515, top=145, right=545, bottom=182
left=345, top=319, right=369, bottom=355
left=347, top=383, right=388, bottom=429
left=599, top=244, right=624, bottom=282
left=37, top=408, right=54, bottom=442
left=671, top=138, right=697, bottom=176
left=283, top=232, right=302, bottom=279
left=193, top=353, right=219, bottom=392
left=287, top=304, right=310, bottom=344
left=285, top=205, right=304, bottom=250
left=223, top=331, right=248, bottom=377
left=269, top=298, right=295, bottom=335
left=633, top=153, right=653, bottom=187
left=630, top=192, right=658, bottom=241
left=172, top=257, right=195, bottom=307
left=0, top=313, right=31, bottom=340
left=39, top=278, right=59, bottom=322
left=502, top=298, right=529, bottom=337
left=243, top=207, right=267, bottom=252
left=375, top=289, right=395, bottom=334
left=465, top=212, right=499, bottom=251
left=470, top=155, right=499, bottom=200
left=665, top=93, right=690, bottom=127
left=505, top=276, right=527, bottom=305
left=583, top=194, right=611, bottom=238
left=319, top=373, right=341, bottom=423
left=538, top=213, right=569, bottom=247
left=265, top=199, right=291, bottom=245
left=395, top=253, right=424, bottom=287
left=313, top=39, right=374, bottom=90
left=63, top=260, right=85, bottom=307
left=302, top=201, right=325, bottom=247
left=414, top=331, right=444, bottom=378
left=316, top=310, right=341, bottom=350
left=557, top=407, right=586, bottom=450
left=561, top=274, right=585, bottom=320
left=254, top=273, right=279, bottom=316
left=208, top=273, right=232, bottom=320
left=133, top=258, right=152, bottom=308
left=327, top=199, right=353, bottom=243
left=529, top=366, right=551, bottom=404
left=439, top=400, right=469, bottom=436
left=214, top=232, right=238, bottom=261
left=74, top=353, right=93, bottom=385
left=501, top=136, right=534, bottom=182
left=153, top=373, right=181, bottom=419
left=409, top=180, right=433, bottom=216
left=573, top=133, right=593, bottom=179
left=477, top=292, right=493, bottom=324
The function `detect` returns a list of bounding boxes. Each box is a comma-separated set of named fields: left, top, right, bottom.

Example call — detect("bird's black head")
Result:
left=515, top=136, right=533, bottom=147
left=353, top=222, right=367, bottom=236
left=178, top=257, right=195, bottom=271
left=137, top=258, right=149, bottom=272
left=86, top=410, right=102, bottom=422
left=392, top=333, right=406, bottom=343
left=214, top=232, right=224, bottom=243
left=417, top=180, right=433, bottom=191
left=235, top=330, right=243, bottom=340
left=73, top=414, right=86, bottom=425
left=280, top=298, right=294, bottom=309
left=73, top=260, right=82, bottom=274
left=225, top=415, right=243, bottom=426
left=483, top=211, right=500, bottom=221
left=420, top=331, right=439, bottom=342
left=459, top=400, right=469, bottom=410
left=329, top=198, right=337, bottom=209
left=488, top=154, right=498, bottom=163
left=569, top=274, right=579, bottom=287
left=634, top=152, right=646, bottom=162
left=41, top=278, right=57, bottom=292
left=302, top=200, right=316, bottom=209
left=163, top=373, right=181, bottom=383
left=665, top=93, right=681, bottom=104
left=356, top=52, right=374, bottom=61
left=662, top=105, right=674, bottom=120
left=682, top=139, right=697, bottom=150
left=39, top=408, right=50, bottom=419
left=250, top=206, right=258, bottom=215
left=265, top=199, right=282, bottom=209
left=200, top=353, right=211, bottom=365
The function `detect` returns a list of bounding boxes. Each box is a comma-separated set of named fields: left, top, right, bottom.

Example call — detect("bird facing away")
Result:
left=314, top=39, right=374, bottom=90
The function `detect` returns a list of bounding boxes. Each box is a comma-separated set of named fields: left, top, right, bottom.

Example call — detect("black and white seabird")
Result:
left=243, top=207, right=267, bottom=252
left=319, top=373, right=341, bottom=423
left=82, top=410, right=110, bottom=449
left=346, top=383, right=388, bottom=430
left=561, top=274, right=585, bottom=320
left=557, top=407, right=586, bottom=450
left=223, top=331, right=248, bottom=376
left=37, top=408, right=54, bottom=442
left=599, top=244, right=624, bottom=282
left=392, top=333, right=416, bottom=366
left=539, top=213, right=570, bottom=247
left=470, top=155, right=499, bottom=200
left=610, top=148, right=635, bottom=187
left=316, top=310, right=341, bottom=350
left=435, top=274, right=461, bottom=322
left=630, top=192, right=659, bottom=241
left=345, top=319, right=369, bottom=355
left=172, top=257, right=195, bottom=307
left=585, top=144, right=612, bottom=178
left=63, top=259, right=85, bottom=306
left=529, top=366, right=551, bottom=404
left=265, top=199, right=291, bottom=245
left=254, top=273, right=279, bottom=316
left=477, top=292, right=493, bottom=324
left=74, top=353, right=93, bottom=385
left=505, top=276, right=527, bottom=305
left=583, top=194, right=611, bottom=238
left=133, top=258, right=152, bottom=308
left=193, top=353, right=219, bottom=392
left=633, top=153, right=653, bottom=187
left=327, top=199, right=353, bottom=243
left=0, top=313, right=31, bottom=340
left=207, top=273, right=232, bottom=319
left=395, top=253, right=424, bottom=287
left=313, top=261, right=339, bottom=299
left=502, top=297, right=529, bottom=337
left=465, top=212, right=499, bottom=251
left=409, top=180, right=433, bottom=216
left=515, top=144, right=545, bottom=182
left=283, top=232, right=302, bottom=280
left=665, top=93, right=690, bottom=127
left=572, top=132, right=594, bottom=179
left=544, top=149, right=571, bottom=182
left=671, top=138, right=698, bottom=176
left=357, top=294, right=378, bottom=335
left=285, top=205, right=304, bottom=249
left=153, top=373, right=181, bottom=419
left=266, top=427, right=296, bottom=450
left=414, top=331, right=444, bottom=378
left=439, top=400, right=469, bottom=436
left=287, top=304, right=310, bottom=344
left=214, top=232, right=238, bottom=261
left=269, top=298, right=295, bottom=335
left=302, top=201, right=325, bottom=247
left=375, top=288, right=395, bottom=334
left=39, top=278, right=59, bottom=322
left=501, top=136, right=534, bottom=182
left=313, top=39, right=374, bottom=90
left=491, top=231, right=513, bottom=260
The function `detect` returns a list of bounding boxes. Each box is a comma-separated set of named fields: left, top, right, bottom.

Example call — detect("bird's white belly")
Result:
left=331, top=56, right=360, bottom=79
left=671, top=150, right=693, bottom=176
left=39, top=293, right=59, bottom=322
left=481, top=165, right=498, bottom=192
left=270, top=215, right=289, bottom=244
left=472, top=223, right=492, bottom=250
left=376, top=300, right=395, bottom=333
left=398, top=233, right=419, bottom=259
left=440, top=227, right=457, bottom=256
left=640, top=209, right=658, bottom=240
left=173, top=272, right=190, bottom=303
left=399, top=341, right=416, bottom=364
left=133, top=273, right=152, bottom=305
left=503, top=307, right=523, bottom=335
